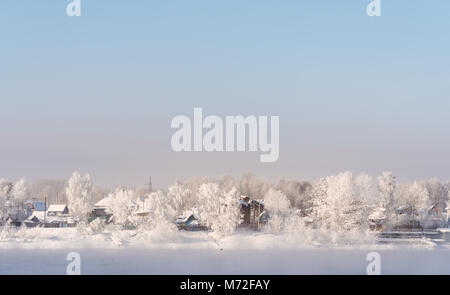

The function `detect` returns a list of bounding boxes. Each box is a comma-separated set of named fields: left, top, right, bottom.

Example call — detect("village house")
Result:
left=239, top=197, right=266, bottom=229
left=24, top=204, right=74, bottom=228
left=133, top=197, right=149, bottom=218
left=421, top=204, right=447, bottom=229
left=175, top=210, right=206, bottom=231
left=21, top=200, right=47, bottom=227
left=24, top=200, right=46, bottom=215
left=24, top=211, right=46, bottom=228
left=394, top=205, right=422, bottom=230
left=47, top=204, right=75, bottom=228
left=90, top=197, right=114, bottom=223
left=368, top=207, right=387, bottom=231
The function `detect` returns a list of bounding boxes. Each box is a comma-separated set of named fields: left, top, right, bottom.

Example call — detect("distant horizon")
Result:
left=5, top=170, right=450, bottom=191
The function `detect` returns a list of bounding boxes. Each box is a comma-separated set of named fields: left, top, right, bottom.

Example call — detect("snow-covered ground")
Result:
left=1, top=228, right=450, bottom=274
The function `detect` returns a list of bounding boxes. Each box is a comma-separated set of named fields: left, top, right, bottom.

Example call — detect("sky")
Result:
left=0, top=0, right=449, bottom=188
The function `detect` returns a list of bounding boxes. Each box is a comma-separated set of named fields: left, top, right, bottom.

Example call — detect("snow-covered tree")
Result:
left=396, top=182, right=430, bottom=214
left=106, top=188, right=136, bottom=227
left=166, top=182, right=191, bottom=217
left=197, top=183, right=242, bottom=235
left=87, top=218, right=105, bottom=235
left=263, top=188, right=292, bottom=232
left=9, top=178, right=29, bottom=220
left=0, top=178, right=29, bottom=222
left=408, top=182, right=430, bottom=213
left=144, top=190, right=174, bottom=222
left=66, top=172, right=93, bottom=224
left=137, top=190, right=179, bottom=233
left=310, top=177, right=329, bottom=226
left=0, top=179, right=12, bottom=221
left=264, top=188, right=291, bottom=216
left=30, top=179, right=66, bottom=204
left=391, top=181, right=430, bottom=228
left=311, top=172, right=375, bottom=231
left=277, top=178, right=312, bottom=210
left=239, top=173, right=272, bottom=200
left=425, top=179, right=448, bottom=210
left=372, top=172, right=396, bottom=228
left=12, top=178, right=28, bottom=202
left=378, top=172, right=396, bottom=206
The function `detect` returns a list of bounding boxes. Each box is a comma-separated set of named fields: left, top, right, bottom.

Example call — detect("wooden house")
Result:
left=175, top=210, right=206, bottom=231
left=239, top=197, right=266, bottom=229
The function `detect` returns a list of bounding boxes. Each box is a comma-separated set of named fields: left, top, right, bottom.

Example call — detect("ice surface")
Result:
left=0, top=228, right=449, bottom=274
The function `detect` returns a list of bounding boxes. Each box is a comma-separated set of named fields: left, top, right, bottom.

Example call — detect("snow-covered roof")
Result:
left=176, top=210, right=200, bottom=223
left=94, top=197, right=113, bottom=208
left=26, top=211, right=46, bottom=222
left=368, top=210, right=386, bottom=221
left=47, top=204, right=67, bottom=212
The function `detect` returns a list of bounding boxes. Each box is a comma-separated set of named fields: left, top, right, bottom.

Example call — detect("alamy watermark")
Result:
left=366, top=252, right=381, bottom=275
left=367, top=0, right=381, bottom=17
left=67, top=0, right=81, bottom=17
left=65, top=1, right=380, bottom=18
left=170, top=108, right=279, bottom=162
left=66, top=252, right=81, bottom=275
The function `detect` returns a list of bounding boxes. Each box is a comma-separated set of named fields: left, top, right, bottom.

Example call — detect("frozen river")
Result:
left=1, top=228, right=449, bottom=274
left=1, top=248, right=450, bottom=275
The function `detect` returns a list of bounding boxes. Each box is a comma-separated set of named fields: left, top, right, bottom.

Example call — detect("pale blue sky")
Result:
left=1, top=1, right=449, bottom=187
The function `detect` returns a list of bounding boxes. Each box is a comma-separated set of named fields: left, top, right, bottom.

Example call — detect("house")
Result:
left=420, top=204, right=447, bottom=229
left=43, top=204, right=70, bottom=227
left=25, top=200, right=47, bottom=212
left=90, top=197, right=114, bottom=223
left=47, top=204, right=69, bottom=216
left=133, top=198, right=149, bottom=217
left=23, top=204, right=74, bottom=228
left=92, top=197, right=113, bottom=217
left=24, top=211, right=46, bottom=228
left=24, top=215, right=41, bottom=227
left=394, top=205, right=422, bottom=230
left=90, top=197, right=140, bottom=224
left=368, top=208, right=387, bottom=231
left=44, top=216, right=71, bottom=228
left=24, top=200, right=47, bottom=218
left=239, top=197, right=266, bottom=229
left=175, top=210, right=206, bottom=231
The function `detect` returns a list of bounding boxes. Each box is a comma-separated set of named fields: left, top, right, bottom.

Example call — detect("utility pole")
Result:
left=148, top=176, right=152, bottom=193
